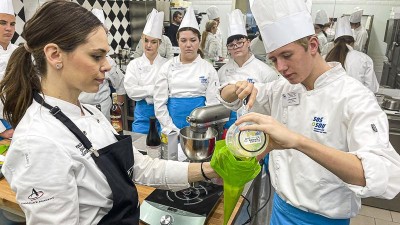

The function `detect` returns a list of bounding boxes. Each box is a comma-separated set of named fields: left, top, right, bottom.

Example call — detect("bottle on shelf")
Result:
left=146, top=117, right=161, bottom=159
left=110, top=92, right=123, bottom=133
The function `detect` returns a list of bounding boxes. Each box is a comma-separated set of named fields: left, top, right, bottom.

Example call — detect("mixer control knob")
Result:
left=160, top=215, right=173, bottom=225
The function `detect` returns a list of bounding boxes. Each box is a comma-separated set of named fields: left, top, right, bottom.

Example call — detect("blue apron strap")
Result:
left=270, top=193, right=350, bottom=225
left=224, top=111, right=237, bottom=129
left=0, top=119, right=12, bottom=141
left=167, top=96, right=206, bottom=129
left=0, top=119, right=12, bottom=130
left=132, top=100, right=160, bottom=134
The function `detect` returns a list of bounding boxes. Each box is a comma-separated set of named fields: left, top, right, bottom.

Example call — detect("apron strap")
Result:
left=32, top=92, right=98, bottom=156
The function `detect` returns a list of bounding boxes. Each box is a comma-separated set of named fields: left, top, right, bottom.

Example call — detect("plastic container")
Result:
left=225, top=122, right=268, bottom=158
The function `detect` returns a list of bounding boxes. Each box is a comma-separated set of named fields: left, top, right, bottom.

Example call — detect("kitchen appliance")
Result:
left=140, top=104, right=231, bottom=225
left=382, top=97, right=400, bottom=111
left=382, top=19, right=400, bottom=87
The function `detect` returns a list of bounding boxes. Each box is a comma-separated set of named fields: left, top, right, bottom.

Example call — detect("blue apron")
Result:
left=167, top=96, right=206, bottom=129
left=271, top=193, right=350, bottom=225
left=224, top=111, right=237, bottom=129
left=0, top=119, right=12, bottom=141
left=132, top=100, right=160, bottom=134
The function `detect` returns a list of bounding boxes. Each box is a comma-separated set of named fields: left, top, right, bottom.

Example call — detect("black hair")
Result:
left=227, top=34, right=248, bottom=45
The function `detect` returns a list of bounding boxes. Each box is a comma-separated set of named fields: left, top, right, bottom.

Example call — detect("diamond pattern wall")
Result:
left=12, top=0, right=131, bottom=54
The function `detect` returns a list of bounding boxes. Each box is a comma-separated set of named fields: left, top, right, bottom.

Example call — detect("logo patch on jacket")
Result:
left=312, top=116, right=327, bottom=134
left=199, top=76, right=208, bottom=84
left=20, top=188, right=55, bottom=205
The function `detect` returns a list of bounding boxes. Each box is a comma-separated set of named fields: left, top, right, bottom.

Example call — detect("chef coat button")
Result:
left=97, top=119, right=100, bottom=123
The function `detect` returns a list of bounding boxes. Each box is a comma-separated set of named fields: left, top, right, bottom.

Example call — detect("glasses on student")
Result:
left=227, top=41, right=245, bottom=50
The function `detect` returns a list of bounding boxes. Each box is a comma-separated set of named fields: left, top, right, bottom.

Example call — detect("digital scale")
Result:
left=140, top=182, right=223, bottom=225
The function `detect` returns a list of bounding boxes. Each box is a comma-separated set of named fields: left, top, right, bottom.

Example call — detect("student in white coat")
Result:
left=0, top=0, right=16, bottom=140
left=219, top=9, right=279, bottom=128
left=154, top=6, right=220, bottom=134
left=350, top=8, right=368, bottom=53
left=326, top=17, right=379, bottom=93
left=314, top=10, right=329, bottom=51
left=201, top=20, right=222, bottom=61
left=124, top=9, right=168, bottom=134
left=206, top=6, right=226, bottom=58
left=79, top=9, right=126, bottom=120
left=133, top=34, right=173, bottom=59
left=218, top=0, right=400, bottom=224
left=0, top=2, right=218, bottom=224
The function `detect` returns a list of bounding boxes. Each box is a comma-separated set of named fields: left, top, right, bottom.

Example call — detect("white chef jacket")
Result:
left=2, top=95, right=190, bottom=225
left=154, top=55, right=220, bottom=133
left=215, top=27, right=227, bottom=57
left=317, top=32, right=328, bottom=52
left=217, top=62, right=400, bottom=219
left=132, top=35, right=173, bottom=59
left=352, top=25, right=368, bottom=52
left=124, top=53, right=168, bottom=104
left=321, top=41, right=334, bottom=57
left=0, top=43, right=18, bottom=132
left=0, top=43, right=17, bottom=78
left=79, top=56, right=126, bottom=120
left=344, top=45, right=379, bottom=93
left=218, top=54, right=279, bottom=86
left=250, top=36, right=267, bottom=63
left=203, top=32, right=222, bottom=60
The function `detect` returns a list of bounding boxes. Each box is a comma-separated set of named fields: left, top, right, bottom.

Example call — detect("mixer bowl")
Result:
left=179, top=126, right=218, bottom=161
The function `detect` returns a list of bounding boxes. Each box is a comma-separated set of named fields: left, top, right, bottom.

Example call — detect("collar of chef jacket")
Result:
left=231, top=54, right=256, bottom=68
left=0, top=43, right=17, bottom=53
left=312, top=62, right=346, bottom=90
left=40, top=94, right=86, bottom=117
left=175, top=54, right=202, bottom=65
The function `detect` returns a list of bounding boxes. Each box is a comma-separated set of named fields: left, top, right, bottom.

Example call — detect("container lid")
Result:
left=238, top=130, right=267, bottom=153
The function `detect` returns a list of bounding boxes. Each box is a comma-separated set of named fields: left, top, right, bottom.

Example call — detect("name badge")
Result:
left=282, top=92, right=300, bottom=107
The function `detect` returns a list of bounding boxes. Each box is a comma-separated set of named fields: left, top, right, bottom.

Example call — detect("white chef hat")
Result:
left=0, top=0, right=15, bottom=15
left=305, top=0, right=312, bottom=14
left=334, top=17, right=353, bottom=40
left=206, top=6, right=219, bottom=20
left=227, top=9, right=247, bottom=37
left=250, top=0, right=315, bottom=53
left=179, top=6, right=199, bottom=32
left=92, top=8, right=105, bottom=25
left=314, top=10, right=329, bottom=25
left=143, top=9, right=164, bottom=39
left=349, top=7, right=363, bottom=23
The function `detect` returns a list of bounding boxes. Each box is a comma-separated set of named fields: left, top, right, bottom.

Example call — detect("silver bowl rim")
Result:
left=179, top=126, right=218, bottom=141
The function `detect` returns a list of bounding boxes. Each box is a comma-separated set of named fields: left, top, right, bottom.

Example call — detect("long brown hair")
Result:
left=177, top=27, right=204, bottom=58
left=0, top=0, right=103, bottom=127
left=325, top=35, right=355, bottom=67
left=201, top=20, right=217, bottom=50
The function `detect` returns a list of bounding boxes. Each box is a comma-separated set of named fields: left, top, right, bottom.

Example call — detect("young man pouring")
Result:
left=217, top=0, right=400, bottom=224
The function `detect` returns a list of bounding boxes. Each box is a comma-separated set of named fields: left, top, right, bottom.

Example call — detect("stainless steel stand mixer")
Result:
left=179, top=104, right=231, bottom=162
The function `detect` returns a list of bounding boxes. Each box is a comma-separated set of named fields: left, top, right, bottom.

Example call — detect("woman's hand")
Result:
left=235, top=112, right=303, bottom=150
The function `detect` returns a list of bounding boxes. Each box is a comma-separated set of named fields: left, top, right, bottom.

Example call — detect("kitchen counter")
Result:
left=0, top=138, right=243, bottom=224
left=0, top=180, right=242, bottom=224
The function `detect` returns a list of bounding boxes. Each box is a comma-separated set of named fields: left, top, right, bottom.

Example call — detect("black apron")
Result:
left=33, top=93, right=140, bottom=225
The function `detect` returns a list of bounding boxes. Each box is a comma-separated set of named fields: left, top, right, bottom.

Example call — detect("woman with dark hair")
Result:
left=0, top=1, right=218, bottom=224
left=218, top=9, right=279, bottom=128
left=325, top=17, right=378, bottom=93
left=154, top=6, right=220, bottom=133
left=201, top=20, right=222, bottom=61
